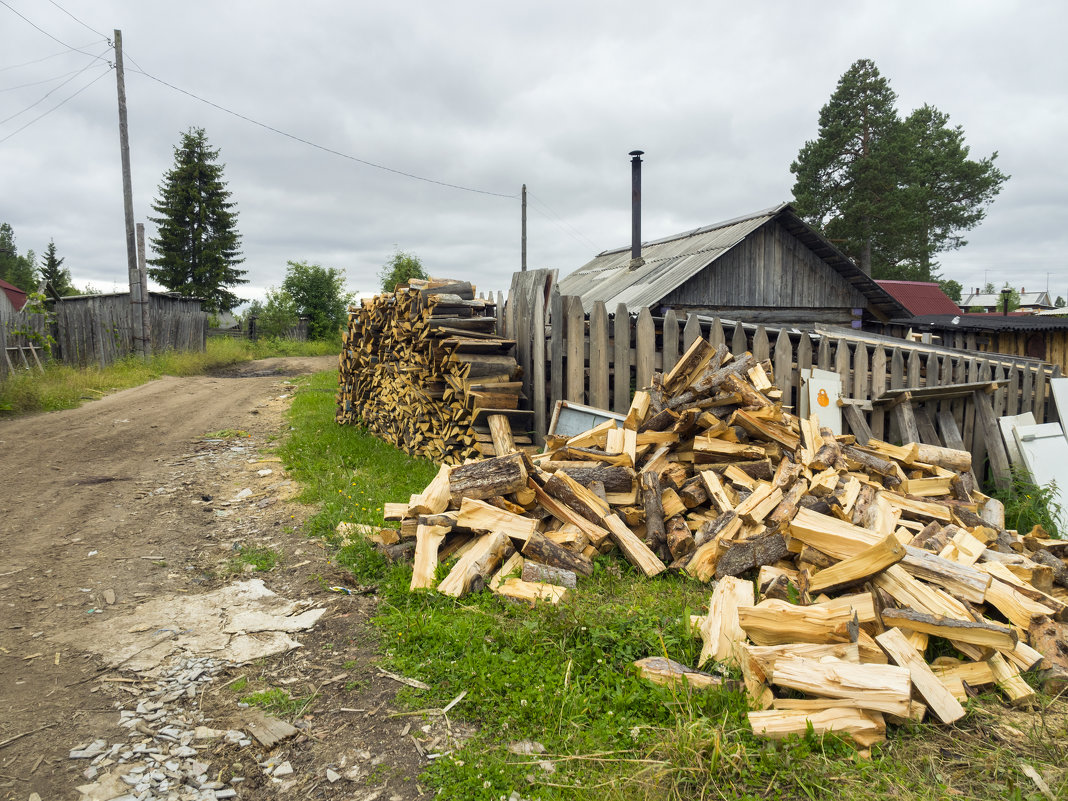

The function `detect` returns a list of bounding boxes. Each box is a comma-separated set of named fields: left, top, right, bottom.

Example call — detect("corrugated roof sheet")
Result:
left=900, top=313, right=1068, bottom=333
left=875, top=280, right=961, bottom=316
left=960, top=291, right=1053, bottom=308
left=557, top=203, right=909, bottom=320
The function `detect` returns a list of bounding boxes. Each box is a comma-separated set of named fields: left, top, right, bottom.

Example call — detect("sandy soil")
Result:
left=0, top=357, right=437, bottom=801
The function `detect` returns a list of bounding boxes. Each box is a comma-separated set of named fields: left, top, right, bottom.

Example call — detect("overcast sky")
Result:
left=1, top=0, right=1066, bottom=308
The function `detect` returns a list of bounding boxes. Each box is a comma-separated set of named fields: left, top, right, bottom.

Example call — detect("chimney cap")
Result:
left=629, top=150, right=644, bottom=157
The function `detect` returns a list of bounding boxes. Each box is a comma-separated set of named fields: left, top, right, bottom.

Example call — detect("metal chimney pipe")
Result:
left=629, top=150, right=644, bottom=262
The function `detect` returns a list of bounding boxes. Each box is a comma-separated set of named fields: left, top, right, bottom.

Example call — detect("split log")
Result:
left=698, top=576, right=754, bottom=668
left=449, top=453, right=529, bottom=504
left=634, top=657, right=723, bottom=690
left=543, top=471, right=611, bottom=524
left=808, top=534, right=905, bottom=595
left=603, top=514, right=667, bottom=577
left=737, top=599, right=857, bottom=646
left=410, top=524, right=449, bottom=590
left=875, top=627, right=965, bottom=724
left=494, top=577, right=571, bottom=605
left=641, top=471, right=667, bottom=557
left=715, top=531, right=790, bottom=579
left=748, top=707, right=885, bottom=747
left=521, top=561, right=578, bottom=589
left=456, top=497, right=537, bottom=542
left=880, top=607, right=1018, bottom=651
left=521, top=531, right=594, bottom=576
left=768, top=657, right=913, bottom=717
left=906, top=442, right=971, bottom=472
left=545, top=464, right=635, bottom=493
left=666, top=515, right=697, bottom=561
left=437, top=532, right=513, bottom=597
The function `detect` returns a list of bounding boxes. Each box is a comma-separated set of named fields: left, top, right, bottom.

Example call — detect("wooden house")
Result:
left=556, top=203, right=909, bottom=327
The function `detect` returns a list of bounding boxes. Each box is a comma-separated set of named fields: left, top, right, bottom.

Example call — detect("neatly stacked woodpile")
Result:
left=336, top=279, right=532, bottom=464
left=366, top=336, right=1068, bottom=747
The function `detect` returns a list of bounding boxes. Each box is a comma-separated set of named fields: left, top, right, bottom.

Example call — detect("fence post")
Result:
left=870, top=346, right=887, bottom=440
left=662, top=309, right=679, bottom=377
left=731, top=321, right=747, bottom=355
left=248, top=315, right=258, bottom=341
left=590, top=301, right=610, bottom=410
left=566, top=296, right=585, bottom=403
left=683, top=313, right=701, bottom=351
left=613, top=303, right=630, bottom=414
left=532, top=288, right=547, bottom=440
left=636, top=307, right=655, bottom=389
left=708, top=318, right=725, bottom=350
left=549, top=286, right=563, bottom=415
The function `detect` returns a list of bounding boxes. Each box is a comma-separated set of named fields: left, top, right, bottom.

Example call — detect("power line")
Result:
left=0, top=0, right=110, bottom=64
left=1, top=65, right=95, bottom=92
left=127, top=67, right=517, bottom=200
left=0, top=38, right=107, bottom=72
left=527, top=190, right=599, bottom=251
left=0, top=46, right=110, bottom=124
left=45, top=0, right=110, bottom=42
left=0, top=63, right=112, bottom=144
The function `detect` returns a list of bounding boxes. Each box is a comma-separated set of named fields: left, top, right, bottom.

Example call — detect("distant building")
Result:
left=875, top=280, right=961, bottom=317
left=0, top=277, right=28, bottom=313
left=960, top=287, right=1054, bottom=313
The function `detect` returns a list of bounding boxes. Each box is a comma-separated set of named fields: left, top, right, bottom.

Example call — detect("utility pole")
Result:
left=114, top=29, right=146, bottom=359
left=521, top=184, right=527, bottom=272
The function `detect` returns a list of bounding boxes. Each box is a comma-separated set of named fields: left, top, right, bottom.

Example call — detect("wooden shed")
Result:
left=557, top=203, right=908, bottom=327
left=886, top=314, right=1068, bottom=374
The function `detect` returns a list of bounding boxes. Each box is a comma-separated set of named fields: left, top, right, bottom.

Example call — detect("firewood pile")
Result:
left=335, top=279, right=531, bottom=464
left=366, top=336, right=1068, bottom=747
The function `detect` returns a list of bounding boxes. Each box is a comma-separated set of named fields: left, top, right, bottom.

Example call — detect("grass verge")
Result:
left=280, top=371, right=1068, bottom=801
left=0, top=336, right=338, bottom=417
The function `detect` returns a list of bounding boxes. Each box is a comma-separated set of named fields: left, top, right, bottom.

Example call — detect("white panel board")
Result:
left=800, top=368, right=843, bottom=435
left=1049, top=377, right=1068, bottom=436
left=1013, top=422, right=1068, bottom=532
left=998, top=412, right=1036, bottom=471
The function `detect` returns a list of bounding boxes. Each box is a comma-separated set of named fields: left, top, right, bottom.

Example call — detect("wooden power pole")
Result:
left=114, top=29, right=147, bottom=359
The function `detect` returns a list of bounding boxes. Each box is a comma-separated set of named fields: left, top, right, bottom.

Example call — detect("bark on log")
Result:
left=449, top=452, right=529, bottom=504
left=521, top=531, right=594, bottom=576
left=666, top=515, right=697, bottom=561
left=715, top=531, right=789, bottom=579
left=641, top=470, right=667, bottom=557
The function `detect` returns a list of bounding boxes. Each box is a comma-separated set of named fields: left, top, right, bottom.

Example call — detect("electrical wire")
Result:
left=1, top=65, right=95, bottom=92
left=45, top=0, right=110, bottom=42
left=127, top=66, right=517, bottom=200
left=0, top=38, right=107, bottom=72
left=0, top=0, right=111, bottom=63
left=0, top=46, right=111, bottom=125
left=0, top=63, right=112, bottom=144
left=527, top=190, right=600, bottom=250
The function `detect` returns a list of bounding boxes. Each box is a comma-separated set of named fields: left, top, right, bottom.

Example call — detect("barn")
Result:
left=556, top=203, right=908, bottom=327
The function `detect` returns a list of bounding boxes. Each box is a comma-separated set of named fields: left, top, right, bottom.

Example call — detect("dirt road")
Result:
left=0, top=358, right=434, bottom=801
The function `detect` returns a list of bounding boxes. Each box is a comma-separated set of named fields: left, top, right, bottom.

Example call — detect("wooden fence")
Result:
left=502, top=283, right=1060, bottom=485
left=0, top=303, right=49, bottom=378
left=0, top=293, right=207, bottom=378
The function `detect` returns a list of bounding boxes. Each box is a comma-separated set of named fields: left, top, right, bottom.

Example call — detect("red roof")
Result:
left=0, top=278, right=28, bottom=311
left=875, top=280, right=961, bottom=316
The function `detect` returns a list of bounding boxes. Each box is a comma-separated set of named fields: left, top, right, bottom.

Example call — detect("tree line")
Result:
left=0, top=223, right=83, bottom=296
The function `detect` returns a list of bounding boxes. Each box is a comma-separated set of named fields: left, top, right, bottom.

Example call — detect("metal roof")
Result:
left=900, top=313, right=1068, bottom=333
left=556, top=203, right=909, bottom=320
left=960, top=290, right=1054, bottom=309
left=875, top=280, right=962, bottom=316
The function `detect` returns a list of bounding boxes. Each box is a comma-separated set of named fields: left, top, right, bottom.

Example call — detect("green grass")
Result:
left=0, top=335, right=338, bottom=416
left=274, top=372, right=1068, bottom=801
left=990, top=469, right=1065, bottom=538
left=229, top=545, right=281, bottom=573
left=240, top=687, right=315, bottom=719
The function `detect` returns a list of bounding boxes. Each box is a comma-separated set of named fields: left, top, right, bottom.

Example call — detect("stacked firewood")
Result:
left=370, top=336, right=1068, bottom=746
left=336, top=279, right=531, bottom=464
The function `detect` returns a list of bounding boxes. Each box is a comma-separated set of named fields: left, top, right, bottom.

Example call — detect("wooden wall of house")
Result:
left=658, top=221, right=869, bottom=324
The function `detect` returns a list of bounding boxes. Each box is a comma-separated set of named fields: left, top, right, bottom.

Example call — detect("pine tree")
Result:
left=791, top=60, right=1008, bottom=281
left=790, top=60, right=902, bottom=276
left=148, top=127, right=246, bottom=312
left=0, top=222, right=38, bottom=292
left=39, top=239, right=76, bottom=295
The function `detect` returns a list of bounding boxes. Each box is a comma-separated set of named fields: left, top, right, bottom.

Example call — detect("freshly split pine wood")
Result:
left=437, top=532, right=513, bottom=598
left=410, top=524, right=449, bottom=590
left=808, top=533, right=905, bottom=594
left=769, top=657, right=913, bottom=717
left=698, top=576, right=755, bottom=668
left=875, top=627, right=965, bottom=724
left=748, top=706, right=886, bottom=747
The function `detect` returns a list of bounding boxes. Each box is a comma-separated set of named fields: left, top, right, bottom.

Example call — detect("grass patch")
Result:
left=991, top=469, right=1065, bottom=538
left=0, top=335, right=338, bottom=417
left=229, top=545, right=280, bottom=573
left=276, top=372, right=1068, bottom=800
left=240, top=687, right=314, bottom=719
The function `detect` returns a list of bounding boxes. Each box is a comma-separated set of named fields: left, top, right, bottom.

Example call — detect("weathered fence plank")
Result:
left=613, top=303, right=630, bottom=414
left=589, top=301, right=610, bottom=411
left=566, top=295, right=585, bottom=403
left=662, top=310, right=679, bottom=377
left=636, top=307, right=655, bottom=389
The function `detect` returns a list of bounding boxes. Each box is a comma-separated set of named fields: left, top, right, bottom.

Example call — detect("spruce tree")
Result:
left=148, top=127, right=246, bottom=312
left=40, top=239, right=76, bottom=295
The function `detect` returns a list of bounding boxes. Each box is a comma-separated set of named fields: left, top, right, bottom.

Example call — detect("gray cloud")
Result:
left=1, top=0, right=1065, bottom=308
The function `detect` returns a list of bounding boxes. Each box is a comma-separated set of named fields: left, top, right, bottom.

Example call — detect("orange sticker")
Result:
left=817, top=388, right=830, bottom=407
